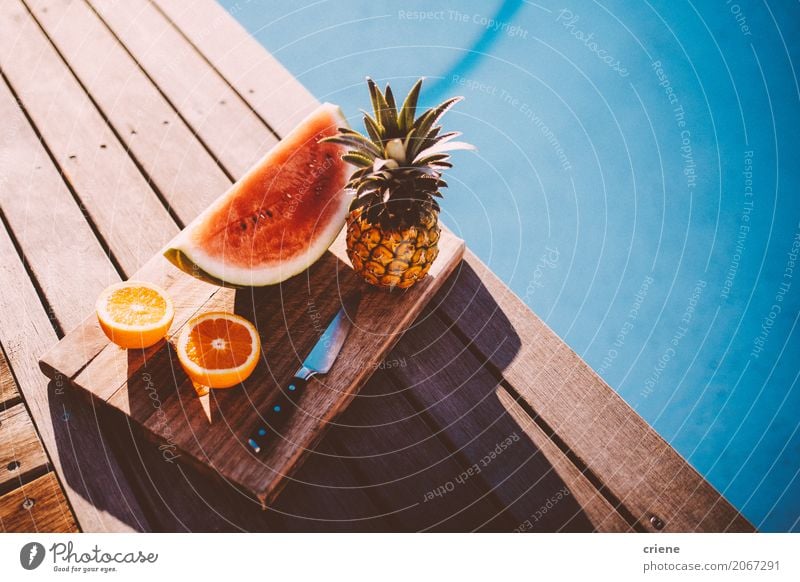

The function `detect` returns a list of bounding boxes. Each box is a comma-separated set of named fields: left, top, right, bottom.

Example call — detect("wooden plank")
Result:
left=24, top=0, right=231, bottom=225
left=387, top=311, right=596, bottom=532
left=434, top=252, right=753, bottom=532
left=330, top=371, right=513, bottom=531
left=0, top=222, right=150, bottom=532
left=152, top=0, right=318, bottom=136
left=0, top=74, right=118, bottom=333
left=0, top=472, right=77, bottom=532
left=0, top=349, right=20, bottom=408
left=88, top=0, right=277, bottom=179
left=495, top=389, right=631, bottom=532
left=0, top=403, right=50, bottom=495
left=0, top=0, right=178, bottom=276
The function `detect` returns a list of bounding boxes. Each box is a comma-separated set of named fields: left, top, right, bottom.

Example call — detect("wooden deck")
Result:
left=0, top=0, right=753, bottom=532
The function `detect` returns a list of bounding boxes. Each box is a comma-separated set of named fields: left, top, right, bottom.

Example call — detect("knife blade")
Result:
left=246, top=293, right=360, bottom=454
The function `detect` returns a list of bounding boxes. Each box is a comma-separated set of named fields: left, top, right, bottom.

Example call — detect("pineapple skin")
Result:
left=346, top=208, right=440, bottom=289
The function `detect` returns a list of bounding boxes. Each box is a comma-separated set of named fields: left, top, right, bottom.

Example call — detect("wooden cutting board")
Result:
left=39, top=228, right=464, bottom=506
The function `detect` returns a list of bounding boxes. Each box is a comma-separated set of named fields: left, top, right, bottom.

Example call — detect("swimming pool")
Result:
left=221, top=0, right=800, bottom=531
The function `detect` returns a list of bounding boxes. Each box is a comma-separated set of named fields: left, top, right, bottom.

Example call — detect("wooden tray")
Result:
left=39, top=229, right=464, bottom=506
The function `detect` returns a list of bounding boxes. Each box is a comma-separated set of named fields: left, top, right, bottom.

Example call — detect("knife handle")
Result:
left=246, top=376, right=308, bottom=454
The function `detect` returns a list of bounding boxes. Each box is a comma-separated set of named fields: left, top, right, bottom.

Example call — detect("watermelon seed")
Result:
left=265, top=210, right=273, bottom=218
left=239, top=220, right=247, bottom=231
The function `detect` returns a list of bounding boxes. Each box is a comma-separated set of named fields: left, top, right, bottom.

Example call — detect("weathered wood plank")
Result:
left=0, top=72, right=118, bottom=333
left=152, top=0, right=318, bottom=136
left=330, top=371, right=513, bottom=531
left=24, top=0, right=231, bottom=225
left=0, top=349, right=20, bottom=409
left=0, top=403, right=50, bottom=495
left=0, top=219, right=149, bottom=532
left=387, top=311, right=596, bottom=532
left=434, top=252, right=753, bottom=532
left=0, top=472, right=78, bottom=532
left=0, top=0, right=177, bottom=276
left=495, top=388, right=631, bottom=532
left=88, top=0, right=277, bottom=179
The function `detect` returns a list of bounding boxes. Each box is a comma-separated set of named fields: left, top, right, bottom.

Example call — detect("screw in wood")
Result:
left=22, top=498, right=35, bottom=510
left=649, top=515, right=665, bottom=530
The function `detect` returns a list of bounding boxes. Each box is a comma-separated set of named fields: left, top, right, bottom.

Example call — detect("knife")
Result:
left=246, top=293, right=360, bottom=454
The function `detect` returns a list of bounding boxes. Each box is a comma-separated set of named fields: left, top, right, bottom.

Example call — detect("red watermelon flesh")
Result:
left=165, top=103, right=353, bottom=286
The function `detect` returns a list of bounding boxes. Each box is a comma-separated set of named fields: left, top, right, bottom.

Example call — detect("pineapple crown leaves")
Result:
left=321, top=77, right=473, bottom=229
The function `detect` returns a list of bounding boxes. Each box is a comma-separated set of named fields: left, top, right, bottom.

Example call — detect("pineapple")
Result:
left=323, top=77, right=471, bottom=289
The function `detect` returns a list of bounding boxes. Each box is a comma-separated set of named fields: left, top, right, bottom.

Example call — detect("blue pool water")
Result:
left=221, top=0, right=800, bottom=531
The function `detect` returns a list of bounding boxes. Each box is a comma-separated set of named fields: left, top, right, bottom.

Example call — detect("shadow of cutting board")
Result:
left=39, top=227, right=464, bottom=507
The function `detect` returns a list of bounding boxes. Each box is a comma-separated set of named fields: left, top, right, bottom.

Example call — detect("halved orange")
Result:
left=175, top=312, right=261, bottom=390
left=96, top=281, right=174, bottom=349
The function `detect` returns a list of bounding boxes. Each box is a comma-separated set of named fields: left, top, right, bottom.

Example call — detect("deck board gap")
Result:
left=0, top=67, right=127, bottom=283
left=145, top=0, right=283, bottom=143
left=20, top=0, right=187, bottom=231
left=0, top=206, right=65, bottom=338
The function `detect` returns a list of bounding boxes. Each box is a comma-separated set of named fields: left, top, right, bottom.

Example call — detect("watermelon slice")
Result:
left=164, top=103, right=353, bottom=287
